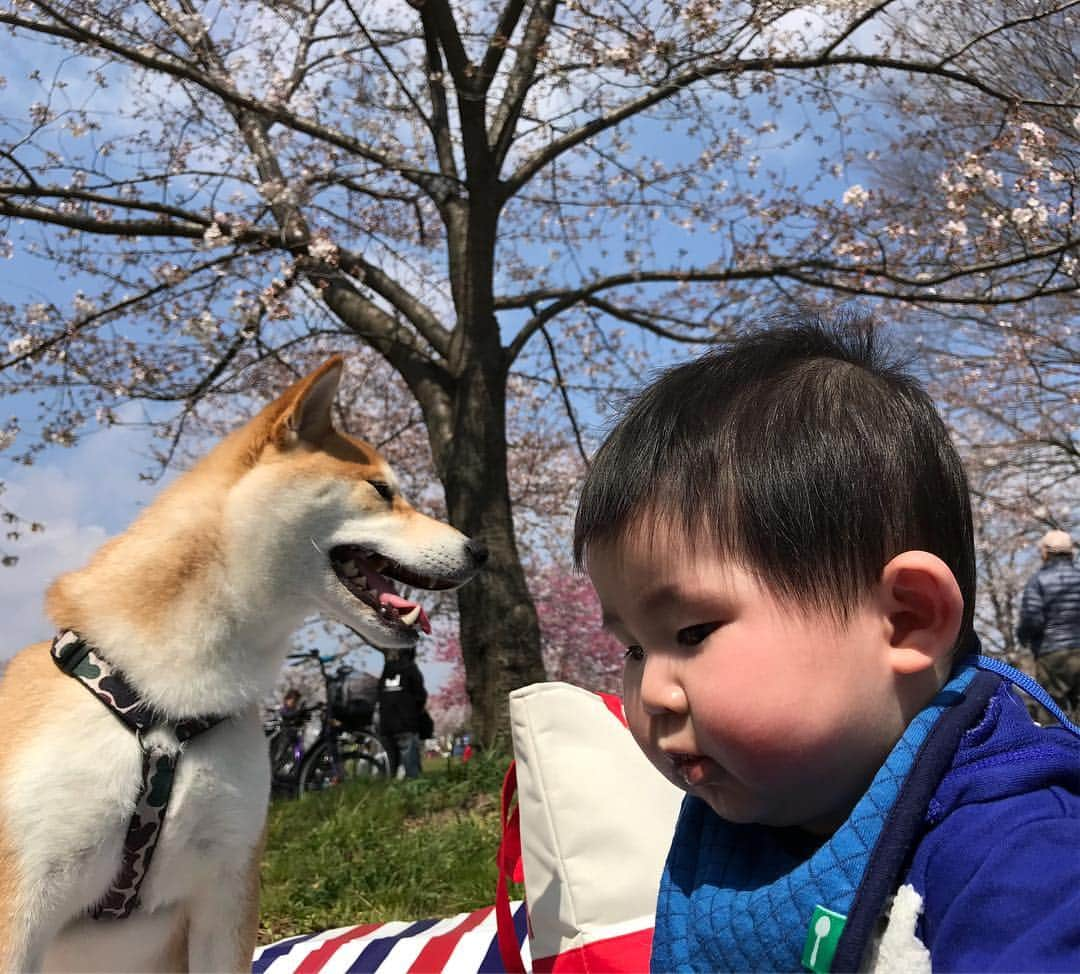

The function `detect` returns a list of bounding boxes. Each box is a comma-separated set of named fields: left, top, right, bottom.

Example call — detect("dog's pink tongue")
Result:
left=379, top=592, right=432, bottom=634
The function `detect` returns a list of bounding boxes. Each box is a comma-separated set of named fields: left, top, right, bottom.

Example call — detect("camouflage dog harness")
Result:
left=51, top=630, right=227, bottom=919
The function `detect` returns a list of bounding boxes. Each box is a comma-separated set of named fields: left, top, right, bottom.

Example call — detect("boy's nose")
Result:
left=638, top=655, right=688, bottom=716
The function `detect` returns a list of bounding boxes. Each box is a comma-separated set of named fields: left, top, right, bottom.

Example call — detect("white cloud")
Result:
left=0, top=507, right=108, bottom=657
left=1, top=417, right=161, bottom=659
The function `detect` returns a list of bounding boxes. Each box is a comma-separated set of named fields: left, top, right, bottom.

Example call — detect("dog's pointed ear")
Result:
left=271, top=356, right=344, bottom=448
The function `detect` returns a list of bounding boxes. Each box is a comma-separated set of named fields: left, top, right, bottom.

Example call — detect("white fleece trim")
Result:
left=868, top=884, right=932, bottom=974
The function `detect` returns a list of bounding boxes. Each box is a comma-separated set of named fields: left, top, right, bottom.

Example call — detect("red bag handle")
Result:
left=597, top=692, right=627, bottom=727
left=496, top=760, right=527, bottom=973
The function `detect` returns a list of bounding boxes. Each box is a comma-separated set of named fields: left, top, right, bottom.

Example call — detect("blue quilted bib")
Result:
left=652, top=665, right=977, bottom=972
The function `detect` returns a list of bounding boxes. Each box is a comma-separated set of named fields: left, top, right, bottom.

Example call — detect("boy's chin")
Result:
left=695, top=788, right=847, bottom=836
left=699, top=791, right=766, bottom=825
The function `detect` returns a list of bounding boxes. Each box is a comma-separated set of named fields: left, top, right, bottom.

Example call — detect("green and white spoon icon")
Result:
left=808, top=913, right=832, bottom=968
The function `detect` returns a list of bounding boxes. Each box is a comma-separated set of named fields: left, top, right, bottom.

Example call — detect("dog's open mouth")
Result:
left=329, top=545, right=457, bottom=634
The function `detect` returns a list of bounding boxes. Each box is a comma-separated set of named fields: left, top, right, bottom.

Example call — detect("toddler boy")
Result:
left=573, top=316, right=1080, bottom=971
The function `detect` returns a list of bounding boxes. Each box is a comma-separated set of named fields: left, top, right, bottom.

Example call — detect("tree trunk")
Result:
left=443, top=353, right=547, bottom=746
left=438, top=183, right=547, bottom=745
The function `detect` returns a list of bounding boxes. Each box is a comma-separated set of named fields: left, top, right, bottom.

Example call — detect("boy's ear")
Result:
left=271, top=356, right=344, bottom=448
left=878, top=550, right=964, bottom=676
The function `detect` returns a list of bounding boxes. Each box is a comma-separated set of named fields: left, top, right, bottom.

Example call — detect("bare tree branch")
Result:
left=336, top=247, right=451, bottom=356
left=539, top=321, right=590, bottom=468
left=1, top=4, right=437, bottom=189
left=490, top=0, right=557, bottom=170
left=506, top=49, right=1075, bottom=194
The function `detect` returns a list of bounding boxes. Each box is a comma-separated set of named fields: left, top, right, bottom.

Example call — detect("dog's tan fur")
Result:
left=0, top=358, right=483, bottom=971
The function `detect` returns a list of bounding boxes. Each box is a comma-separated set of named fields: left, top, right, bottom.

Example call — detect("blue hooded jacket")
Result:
left=652, top=669, right=1080, bottom=972
left=901, top=679, right=1080, bottom=970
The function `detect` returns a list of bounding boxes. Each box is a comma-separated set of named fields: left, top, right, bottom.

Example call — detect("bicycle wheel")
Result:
left=337, top=730, right=392, bottom=780
left=276, top=725, right=307, bottom=770
left=268, top=728, right=302, bottom=798
left=298, top=740, right=342, bottom=793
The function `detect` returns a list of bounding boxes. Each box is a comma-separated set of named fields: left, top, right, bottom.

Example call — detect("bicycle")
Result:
left=267, top=649, right=392, bottom=798
left=265, top=702, right=319, bottom=798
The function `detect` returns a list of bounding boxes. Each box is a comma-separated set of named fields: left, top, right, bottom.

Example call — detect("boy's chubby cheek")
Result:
left=623, top=711, right=690, bottom=788
left=634, top=739, right=691, bottom=792
left=622, top=709, right=667, bottom=770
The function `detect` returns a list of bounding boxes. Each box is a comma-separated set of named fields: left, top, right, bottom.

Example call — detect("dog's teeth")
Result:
left=400, top=606, right=421, bottom=626
left=342, top=560, right=358, bottom=577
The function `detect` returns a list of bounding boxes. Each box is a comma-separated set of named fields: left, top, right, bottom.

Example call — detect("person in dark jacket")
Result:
left=377, top=647, right=428, bottom=779
left=1017, top=529, right=1080, bottom=723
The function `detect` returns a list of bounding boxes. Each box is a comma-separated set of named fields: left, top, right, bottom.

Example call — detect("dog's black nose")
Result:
left=466, top=539, right=489, bottom=567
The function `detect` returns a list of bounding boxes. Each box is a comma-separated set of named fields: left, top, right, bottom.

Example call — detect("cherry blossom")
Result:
left=1, top=0, right=1077, bottom=738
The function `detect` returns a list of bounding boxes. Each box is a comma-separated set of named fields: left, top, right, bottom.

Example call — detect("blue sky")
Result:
left=0, top=7, right=893, bottom=682
left=0, top=403, right=161, bottom=653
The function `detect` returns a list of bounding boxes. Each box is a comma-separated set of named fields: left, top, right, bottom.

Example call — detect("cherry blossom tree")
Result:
left=0, top=476, right=43, bottom=568
left=1, top=0, right=1078, bottom=739
left=426, top=631, right=471, bottom=735
left=924, top=330, right=1080, bottom=663
left=427, top=564, right=623, bottom=730
left=531, top=566, right=624, bottom=693
left=867, top=3, right=1080, bottom=616
left=950, top=408, right=1053, bottom=663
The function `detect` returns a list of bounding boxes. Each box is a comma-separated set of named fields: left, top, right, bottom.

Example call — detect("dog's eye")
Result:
left=367, top=480, right=394, bottom=501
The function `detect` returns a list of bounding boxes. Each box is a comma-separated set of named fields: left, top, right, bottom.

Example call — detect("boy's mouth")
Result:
left=669, top=752, right=711, bottom=787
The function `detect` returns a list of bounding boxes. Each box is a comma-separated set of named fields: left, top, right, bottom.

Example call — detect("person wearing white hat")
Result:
left=1017, top=529, right=1080, bottom=723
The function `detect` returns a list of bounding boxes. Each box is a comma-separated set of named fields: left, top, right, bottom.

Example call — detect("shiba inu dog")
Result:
left=0, top=357, right=486, bottom=972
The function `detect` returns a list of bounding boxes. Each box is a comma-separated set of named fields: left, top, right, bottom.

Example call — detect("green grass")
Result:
left=258, top=752, right=513, bottom=944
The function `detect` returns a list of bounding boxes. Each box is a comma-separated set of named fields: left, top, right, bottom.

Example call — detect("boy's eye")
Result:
left=624, top=645, right=645, bottom=662
left=676, top=622, right=721, bottom=646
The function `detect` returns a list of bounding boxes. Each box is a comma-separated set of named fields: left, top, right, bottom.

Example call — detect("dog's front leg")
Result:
left=186, top=839, right=262, bottom=974
left=3, top=867, right=104, bottom=973
left=0, top=917, right=45, bottom=974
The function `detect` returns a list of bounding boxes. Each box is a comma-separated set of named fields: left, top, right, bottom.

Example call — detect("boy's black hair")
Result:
left=573, top=312, right=976, bottom=646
